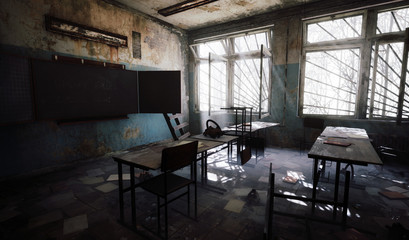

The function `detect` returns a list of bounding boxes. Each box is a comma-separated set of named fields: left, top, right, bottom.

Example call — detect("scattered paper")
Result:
left=95, top=183, right=118, bottom=193
left=79, top=176, right=104, bottom=185
left=379, top=191, right=409, bottom=200
left=224, top=199, right=245, bottom=213
left=106, top=174, right=130, bottom=181
left=63, top=214, right=88, bottom=235
left=258, top=176, right=269, bottom=183
left=385, top=186, right=409, bottom=193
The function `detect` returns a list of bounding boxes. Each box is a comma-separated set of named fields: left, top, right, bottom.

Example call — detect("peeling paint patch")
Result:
left=78, top=139, right=95, bottom=156
left=235, top=0, right=255, bottom=7
left=123, top=127, right=139, bottom=140
left=198, top=5, right=221, bottom=13
left=109, top=46, right=118, bottom=62
left=96, top=141, right=111, bottom=155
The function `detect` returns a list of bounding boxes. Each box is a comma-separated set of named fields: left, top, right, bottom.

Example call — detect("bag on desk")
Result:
left=203, top=119, right=224, bottom=138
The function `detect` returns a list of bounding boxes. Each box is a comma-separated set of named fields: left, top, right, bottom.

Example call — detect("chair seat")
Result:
left=141, top=173, right=194, bottom=197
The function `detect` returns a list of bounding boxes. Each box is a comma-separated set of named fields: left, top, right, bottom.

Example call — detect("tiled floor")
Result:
left=0, top=146, right=408, bottom=240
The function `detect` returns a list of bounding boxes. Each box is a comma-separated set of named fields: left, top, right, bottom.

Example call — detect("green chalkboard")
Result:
left=138, top=71, right=181, bottom=113
left=32, top=59, right=138, bottom=120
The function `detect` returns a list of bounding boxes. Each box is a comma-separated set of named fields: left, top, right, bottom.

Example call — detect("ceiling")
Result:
left=109, top=0, right=318, bottom=30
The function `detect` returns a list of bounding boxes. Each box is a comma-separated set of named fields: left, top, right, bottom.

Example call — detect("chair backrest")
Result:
left=161, top=141, right=198, bottom=172
left=163, top=113, right=191, bottom=141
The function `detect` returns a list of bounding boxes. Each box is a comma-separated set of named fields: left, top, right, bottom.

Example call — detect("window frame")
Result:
left=191, top=28, right=273, bottom=118
left=299, top=6, right=409, bottom=123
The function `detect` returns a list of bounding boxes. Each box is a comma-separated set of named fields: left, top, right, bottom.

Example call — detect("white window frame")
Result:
left=299, top=6, right=409, bottom=124
left=191, top=29, right=273, bottom=118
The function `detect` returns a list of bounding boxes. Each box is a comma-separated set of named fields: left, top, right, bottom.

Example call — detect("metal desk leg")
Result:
left=130, top=167, right=136, bottom=226
left=118, top=162, right=124, bottom=223
left=342, top=171, right=351, bottom=227
left=204, top=151, right=208, bottom=184
left=333, top=162, right=341, bottom=220
left=312, top=158, right=319, bottom=213
left=200, top=152, right=204, bottom=185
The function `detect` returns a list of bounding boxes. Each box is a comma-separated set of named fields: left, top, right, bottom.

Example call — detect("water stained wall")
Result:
left=0, top=0, right=189, bottom=178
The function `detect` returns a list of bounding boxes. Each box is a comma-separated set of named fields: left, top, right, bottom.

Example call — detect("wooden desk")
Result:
left=308, top=126, right=383, bottom=224
left=112, top=138, right=224, bottom=227
left=270, top=126, right=383, bottom=227
left=223, top=121, right=279, bottom=162
left=190, top=134, right=239, bottom=161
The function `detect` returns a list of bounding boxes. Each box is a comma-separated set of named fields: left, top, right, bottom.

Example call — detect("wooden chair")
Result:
left=140, top=141, right=198, bottom=239
left=163, top=113, right=190, bottom=141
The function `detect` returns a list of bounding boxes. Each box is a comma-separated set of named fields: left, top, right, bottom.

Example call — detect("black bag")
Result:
left=203, top=119, right=224, bottom=138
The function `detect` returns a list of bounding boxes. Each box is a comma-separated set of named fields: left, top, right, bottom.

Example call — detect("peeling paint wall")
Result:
left=0, top=0, right=189, bottom=178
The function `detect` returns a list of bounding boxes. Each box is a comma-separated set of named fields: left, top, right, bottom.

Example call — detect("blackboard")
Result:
left=0, top=53, right=34, bottom=125
left=138, top=71, right=181, bottom=113
left=32, top=59, right=138, bottom=120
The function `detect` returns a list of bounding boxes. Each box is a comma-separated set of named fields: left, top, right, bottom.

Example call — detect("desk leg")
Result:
left=333, top=162, right=341, bottom=220
left=130, top=167, right=136, bottom=226
left=227, top=141, right=231, bottom=161
left=342, top=171, right=350, bottom=227
left=200, top=152, right=205, bottom=185
left=118, top=162, right=124, bottom=223
left=312, top=158, right=319, bottom=213
left=204, top=151, right=208, bottom=184
left=237, top=138, right=241, bottom=164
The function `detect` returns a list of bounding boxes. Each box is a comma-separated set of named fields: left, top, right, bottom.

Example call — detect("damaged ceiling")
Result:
left=106, top=0, right=319, bottom=30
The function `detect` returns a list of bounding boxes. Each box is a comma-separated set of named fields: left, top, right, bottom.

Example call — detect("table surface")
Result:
left=308, top=126, right=383, bottom=166
left=190, top=134, right=239, bottom=143
left=112, top=138, right=224, bottom=170
left=223, top=121, right=280, bottom=132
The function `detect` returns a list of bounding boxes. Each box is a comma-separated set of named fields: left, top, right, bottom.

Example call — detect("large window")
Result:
left=190, top=30, right=272, bottom=117
left=300, top=6, right=409, bottom=123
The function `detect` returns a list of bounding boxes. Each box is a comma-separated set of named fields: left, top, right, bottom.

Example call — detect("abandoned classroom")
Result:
left=1, top=0, right=409, bottom=239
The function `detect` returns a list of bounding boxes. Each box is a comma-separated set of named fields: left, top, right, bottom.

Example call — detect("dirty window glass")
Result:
left=307, top=15, right=362, bottom=43
left=198, top=61, right=227, bottom=111
left=234, top=32, right=270, bottom=53
left=198, top=40, right=226, bottom=58
left=191, top=29, right=272, bottom=115
left=368, top=42, right=405, bottom=119
left=303, top=49, right=359, bottom=115
left=377, top=7, right=409, bottom=34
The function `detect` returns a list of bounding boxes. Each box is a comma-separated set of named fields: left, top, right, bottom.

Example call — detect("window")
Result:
left=190, top=29, right=272, bottom=117
left=300, top=6, right=409, bottom=123
left=303, top=49, right=359, bottom=115
left=195, top=41, right=227, bottom=112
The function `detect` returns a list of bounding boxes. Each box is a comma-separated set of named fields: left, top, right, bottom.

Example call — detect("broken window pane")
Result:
left=303, top=49, right=359, bottom=115
left=307, top=15, right=362, bottom=43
